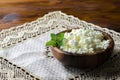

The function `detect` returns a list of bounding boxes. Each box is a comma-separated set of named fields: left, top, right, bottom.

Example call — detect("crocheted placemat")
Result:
left=0, top=56, right=40, bottom=80
left=0, top=11, right=120, bottom=80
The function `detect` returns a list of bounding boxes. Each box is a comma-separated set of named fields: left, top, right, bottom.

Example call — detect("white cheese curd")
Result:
left=60, top=28, right=110, bottom=54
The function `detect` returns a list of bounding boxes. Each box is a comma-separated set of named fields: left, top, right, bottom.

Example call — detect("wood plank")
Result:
left=0, top=0, right=120, bottom=32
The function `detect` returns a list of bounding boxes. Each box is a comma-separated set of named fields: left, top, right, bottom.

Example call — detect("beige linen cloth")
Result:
left=0, top=11, right=120, bottom=80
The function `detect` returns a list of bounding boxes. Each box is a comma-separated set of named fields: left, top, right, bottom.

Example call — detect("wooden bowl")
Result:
left=50, top=29, right=114, bottom=69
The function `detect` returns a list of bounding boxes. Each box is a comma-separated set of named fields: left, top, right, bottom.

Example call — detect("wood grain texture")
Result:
left=0, top=0, right=120, bottom=32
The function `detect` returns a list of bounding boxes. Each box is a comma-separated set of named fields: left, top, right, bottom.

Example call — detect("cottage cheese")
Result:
left=60, top=28, right=110, bottom=54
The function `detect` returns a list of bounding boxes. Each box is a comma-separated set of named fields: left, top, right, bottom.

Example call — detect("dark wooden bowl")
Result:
left=50, top=29, right=114, bottom=69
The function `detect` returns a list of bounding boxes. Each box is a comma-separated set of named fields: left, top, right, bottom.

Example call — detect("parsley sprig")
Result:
left=46, top=33, right=64, bottom=48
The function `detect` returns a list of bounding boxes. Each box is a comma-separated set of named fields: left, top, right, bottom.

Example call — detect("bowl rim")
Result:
left=50, top=29, right=114, bottom=56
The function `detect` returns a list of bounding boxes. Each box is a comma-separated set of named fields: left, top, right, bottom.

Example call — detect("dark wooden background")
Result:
left=0, top=0, right=120, bottom=32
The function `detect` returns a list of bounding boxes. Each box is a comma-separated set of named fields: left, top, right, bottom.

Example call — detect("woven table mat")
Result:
left=0, top=11, right=120, bottom=80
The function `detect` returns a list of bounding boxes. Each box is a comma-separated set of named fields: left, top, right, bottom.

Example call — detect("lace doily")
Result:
left=0, top=11, right=119, bottom=50
left=0, top=11, right=120, bottom=80
left=0, top=57, right=40, bottom=80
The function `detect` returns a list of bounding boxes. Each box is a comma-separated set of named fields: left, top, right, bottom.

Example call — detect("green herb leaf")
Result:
left=57, top=33, right=64, bottom=41
left=46, top=40, right=56, bottom=47
left=46, top=33, right=64, bottom=48
left=57, top=41, right=63, bottom=48
left=51, top=33, right=57, bottom=40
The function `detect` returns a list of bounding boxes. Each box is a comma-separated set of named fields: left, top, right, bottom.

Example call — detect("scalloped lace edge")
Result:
left=0, top=11, right=119, bottom=50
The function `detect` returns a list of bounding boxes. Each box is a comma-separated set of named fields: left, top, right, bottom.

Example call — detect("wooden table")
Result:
left=0, top=0, right=120, bottom=32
